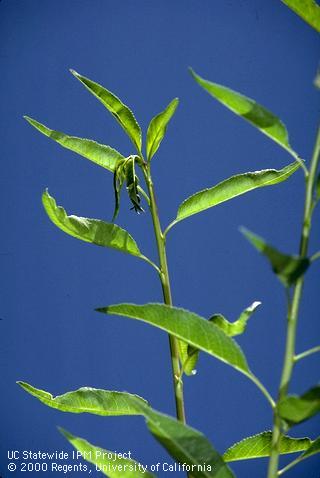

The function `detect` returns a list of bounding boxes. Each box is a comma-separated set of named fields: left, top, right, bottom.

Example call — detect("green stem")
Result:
left=294, top=345, right=320, bottom=362
left=310, top=250, right=320, bottom=262
left=278, top=453, right=307, bottom=475
left=267, top=126, right=320, bottom=478
left=142, top=163, right=186, bottom=425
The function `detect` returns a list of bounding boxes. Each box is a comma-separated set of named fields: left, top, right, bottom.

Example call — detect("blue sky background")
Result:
left=1, top=1, right=319, bottom=476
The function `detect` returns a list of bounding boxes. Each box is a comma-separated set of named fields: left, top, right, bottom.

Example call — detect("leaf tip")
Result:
left=189, top=67, right=202, bottom=82
left=239, top=225, right=249, bottom=236
left=69, top=69, right=79, bottom=78
left=58, top=426, right=73, bottom=440
left=17, top=381, right=28, bottom=390
left=95, top=307, right=107, bottom=313
left=42, top=188, right=50, bottom=199
left=24, top=115, right=36, bottom=126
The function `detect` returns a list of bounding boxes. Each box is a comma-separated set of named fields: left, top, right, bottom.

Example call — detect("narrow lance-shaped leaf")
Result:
left=146, top=98, right=179, bottom=161
left=210, top=301, right=261, bottom=337
left=168, top=162, right=299, bottom=229
left=97, top=303, right=250, bottom=375
left=43, top=190, right=143, bottom=258
left=281, top=0, right=320, bottom=33
left=190, top=69, right=298, bottom=158
left=59, top=428, right=154, bottom=478
left=138, top=400, right=235, bottom=478
left=241, top=227, right=310, bottom=287
left=18, top=382, right=234, bottom=478
left=223, top=431, right=312, bottom=462
left=278, top=385, right=320, bottom=426
left=24, top=116, right=123, bottom=172
left=17, top=382, right=147, bottom=415
left=70, top=70, right=142, bottom=153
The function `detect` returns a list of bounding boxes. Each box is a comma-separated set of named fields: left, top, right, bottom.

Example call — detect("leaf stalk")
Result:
left=278, top=453, right=306, bottom=475
left=294, top=345, right=320, bottom=362
left=246, top=373, right=276, bottom=409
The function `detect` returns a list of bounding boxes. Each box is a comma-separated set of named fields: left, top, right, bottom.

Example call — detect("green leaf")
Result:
left=223, top=431, right=312, bottom=462
left=98, top=303, right=250, bottom=375
left=19, top=382, right=234, bottom=478
left=180, top=302, right=260, bottom=376
left=146, top=98, right=179, bottom=161
left=278, top=436, right=320, bottom=475
left=179, top=341, right=199, bottom=376
left=210, top=301, right=261, bottom=337
left=278, top=385, right=320, bottom=426
left=24, top=116, right=123, bottom=172
left=190, top=69, right=298, bottom=157
left=241, top=227, right=310, bottom=287
left=70, top=70, right=142, bottom=153
left=300, top=436, right=320, bottom=460
left=59, top=428, right=154, bottom=477
left=281, top=0, right=320, bottom=33
left=140, top=403, right=235, bottom=478
left=42, top=190, right=142, bottom=258
left=169, top=162, right=299, bottom=227
left=17, top=382, right=147, bottom=415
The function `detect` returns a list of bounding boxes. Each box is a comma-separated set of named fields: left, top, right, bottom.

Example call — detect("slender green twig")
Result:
left=141, top=161, right=186, bottom=425
left=245, top=372, right=276, bottom=409
left=137, top=185, right=150, bottom=206
left=294, top=345, right=320, bottom=362
left=310, top=250, right=320, bottom=262
left=163, top=219, right=178, bottom=238
left=140, top=255, right=161, bottom=274
left=278, top=452, right=307, bottom=475
left=267, top=126, right=320, bottom=478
